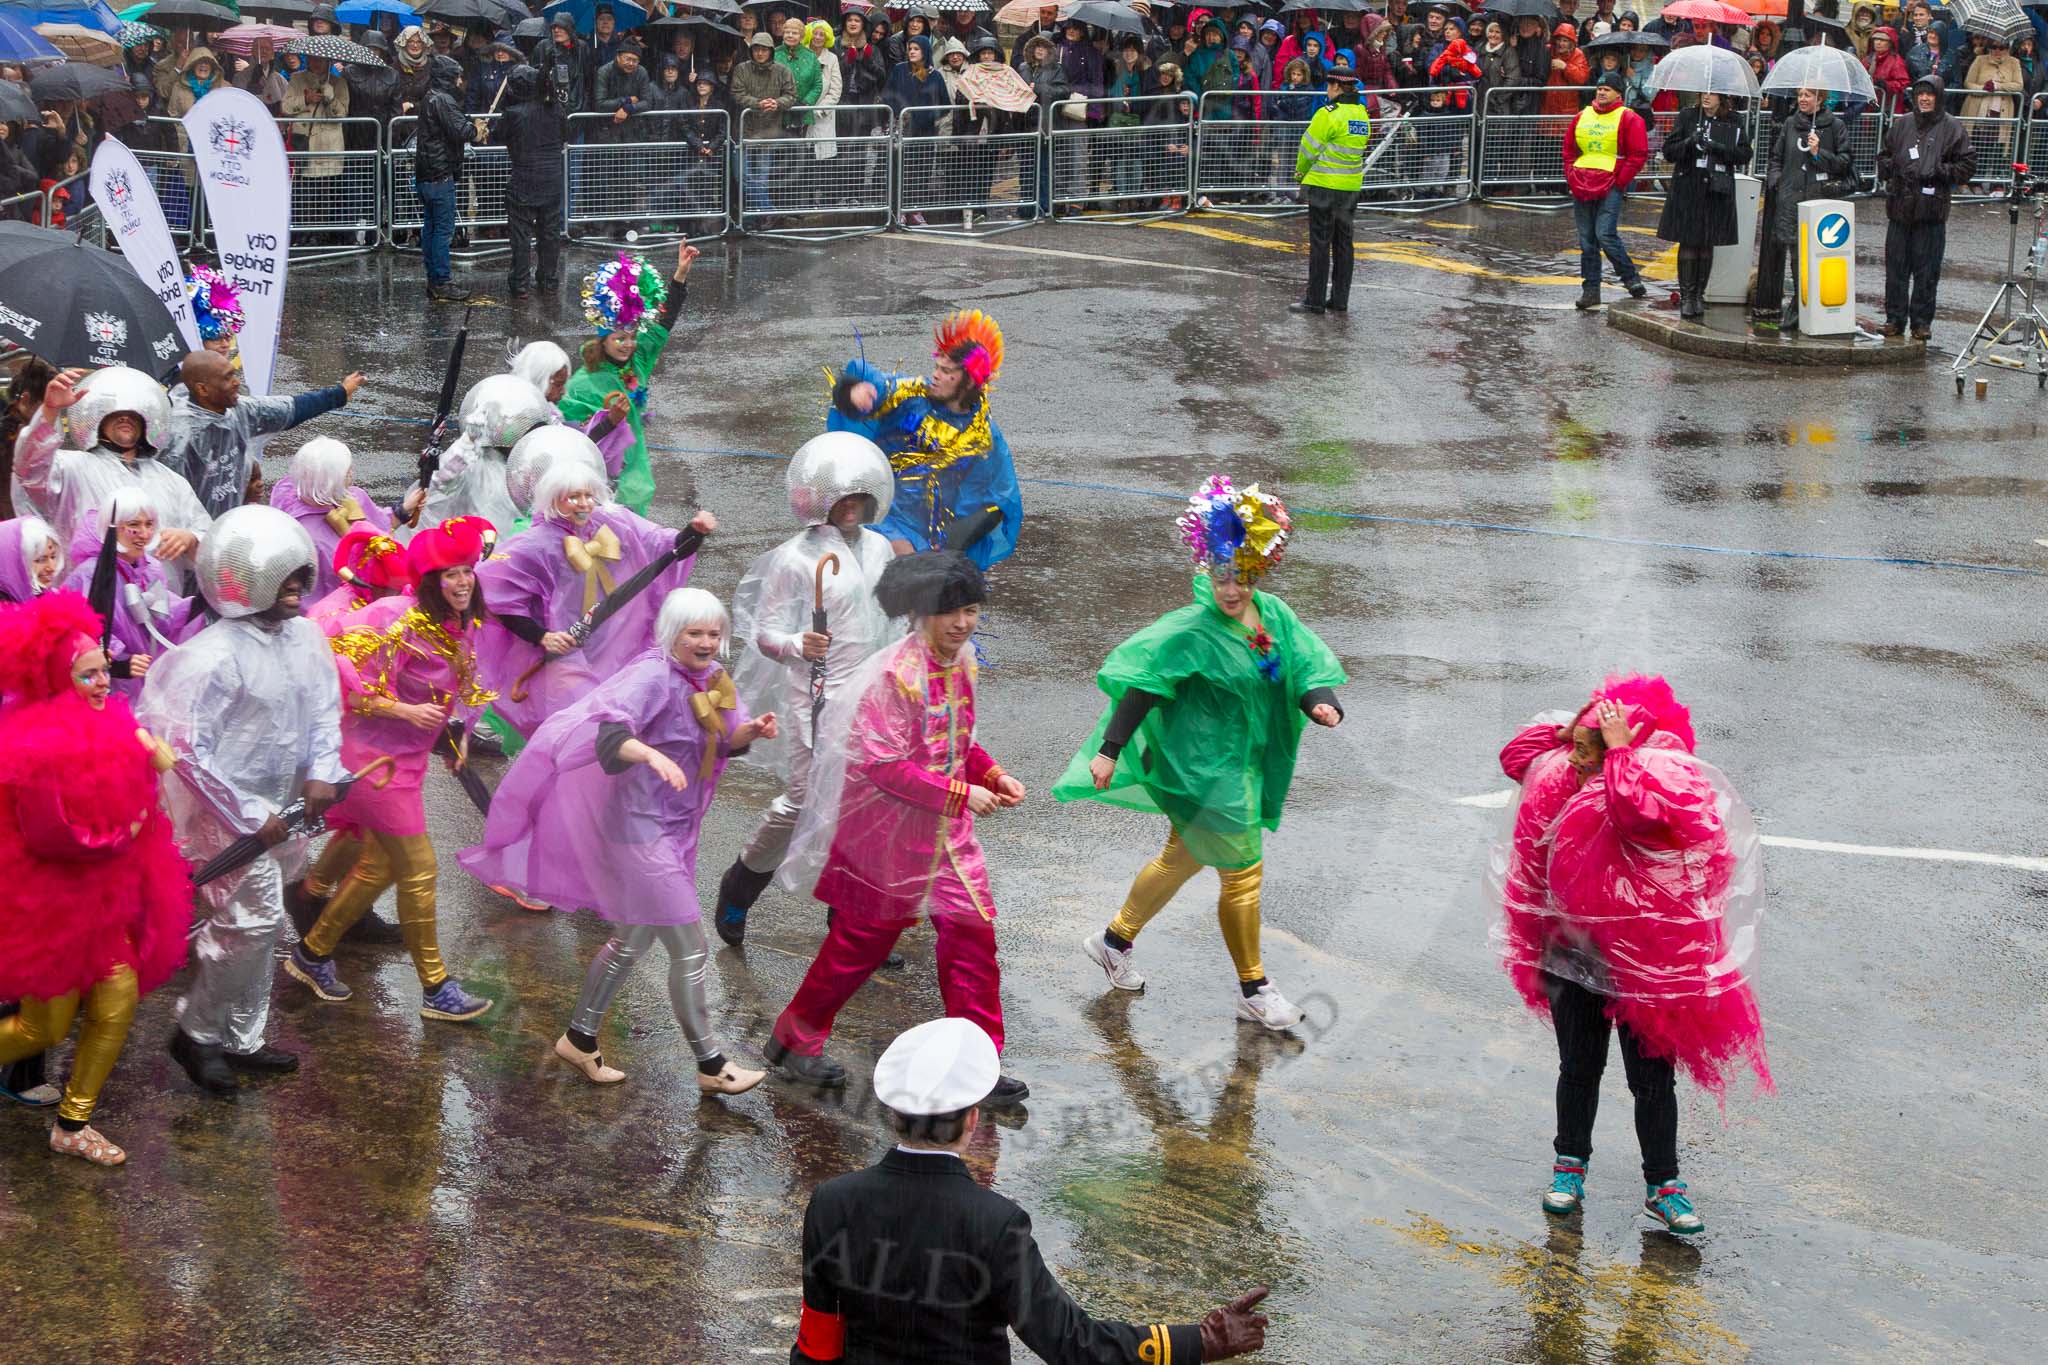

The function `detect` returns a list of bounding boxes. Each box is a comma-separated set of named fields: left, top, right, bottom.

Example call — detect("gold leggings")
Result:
left=0, top=966, right=139, bottom=1124
left=303, top=833, right=365, bottom=899
left=1107, top=830, right=1266, bottom=983
left=302, top=832, right=448, bottom=988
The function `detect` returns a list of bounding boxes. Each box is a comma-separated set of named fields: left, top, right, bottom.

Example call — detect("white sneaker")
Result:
left=1235, top=982, right=1305, bottom=1031
left=1082, top=931, right=1146, bottom=992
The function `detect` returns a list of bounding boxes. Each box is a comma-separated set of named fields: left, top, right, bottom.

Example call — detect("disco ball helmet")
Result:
left=65, top=367, right=172, bottom=451
left=197, top=504, right=317, bottom=619
left=505, top=424, right=605, bottom=513
left=787, top=431, right=893, bottom=527
left=458, top=374, right=553, bottom=451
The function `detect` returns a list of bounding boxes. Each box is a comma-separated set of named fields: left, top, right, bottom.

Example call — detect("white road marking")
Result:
left=1456, top=790, right=2048, bottom=871
left=873, top=233, right=1250, bottom=278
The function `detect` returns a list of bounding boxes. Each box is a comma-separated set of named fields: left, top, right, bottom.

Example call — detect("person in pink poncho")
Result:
left=1491, top=674, right=1772, bottom=1237
left=283, top=517, right=499, bottom=1025
left=763, top=551, right=1028, bottom=1108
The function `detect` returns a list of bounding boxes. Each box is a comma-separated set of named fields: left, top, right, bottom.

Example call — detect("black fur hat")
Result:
left=875, top=550, right=985, bottom=619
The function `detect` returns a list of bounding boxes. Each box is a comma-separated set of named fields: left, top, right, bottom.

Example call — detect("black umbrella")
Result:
left=240, top=0, right=316, bottom=16
left=1582, top=28, right=1667, bottom=50
left=417, top=0, right=525, bottom=24
left=0, top=78, right=36, bottom=122
left=1948, top=0, right=2034, bottom=44
left=1280, top=0, right=1369, bottom=11
left=649, top=14, right=739, bottom=34
left=192, top=759, right=397, bottom=887
left=668, top=0, right=739, bottom=11
left=133, top=0, right=242, bottom=26
left=1477, top=0, right=1555, bottom=17
left=1060, top=0, right=1144, bottom=34
left=0, top=220, right=183, bottom=374
left=512, top=14, right=546, bottom=42
left=439, top=725, right=493, bottom=815
left=28, top=61, right=129, bottom=99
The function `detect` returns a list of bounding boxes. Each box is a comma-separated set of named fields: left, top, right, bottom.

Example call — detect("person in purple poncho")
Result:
left=60, top=490, right=202, bottom=700
left=460, top=587, right=777, bottom=1095
left=473, top=453, right=716, bottom=745
left=284, top=517, right=498, bottom=1025
left=0, top=515, right=63, bottom=607
left=268, top=437, right=413, bottom=601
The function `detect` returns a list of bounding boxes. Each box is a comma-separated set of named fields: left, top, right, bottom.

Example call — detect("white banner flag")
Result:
left=89, top=138, right=199, bottom=355
left=181, top=87, right=289, bottom=397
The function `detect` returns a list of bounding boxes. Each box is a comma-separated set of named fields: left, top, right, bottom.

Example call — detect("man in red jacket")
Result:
left=1565, top=72, right=1650, bottom=310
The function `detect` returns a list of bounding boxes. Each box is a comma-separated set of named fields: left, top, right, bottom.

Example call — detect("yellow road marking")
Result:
left=1423, top=220, right=1479, bottom=230
left=1148, top=217, right=1589, bottom=284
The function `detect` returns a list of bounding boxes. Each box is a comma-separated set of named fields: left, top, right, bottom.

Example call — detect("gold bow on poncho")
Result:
left=563, top=525, right=622, bottom=613
left=322, top=495, right=367, bottom=537
left=687, top=670, right=737, bottom=780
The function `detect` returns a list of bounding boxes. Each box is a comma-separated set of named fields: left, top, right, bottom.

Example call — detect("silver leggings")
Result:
left=568, top=922, right=722, bottom=1063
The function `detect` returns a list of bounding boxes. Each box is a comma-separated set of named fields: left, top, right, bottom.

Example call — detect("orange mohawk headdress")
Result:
left=933, top=310, right=1004, bottom=388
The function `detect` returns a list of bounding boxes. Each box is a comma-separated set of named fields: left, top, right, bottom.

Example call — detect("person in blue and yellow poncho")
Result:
left=826, top=310, right=1022, bottom=570
left=1054, top=476, right=1346, bottom=1034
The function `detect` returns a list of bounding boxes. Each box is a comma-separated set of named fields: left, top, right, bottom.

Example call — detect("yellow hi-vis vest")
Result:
left=1573, top=105, right=1623, bottom=173
left=1297, top=100, right=1372, bottom=191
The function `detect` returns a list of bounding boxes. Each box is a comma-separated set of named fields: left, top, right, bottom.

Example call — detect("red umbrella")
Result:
left=1660, top=0, right=1758, bottom=25
left=210, top=21, right=302, bottom=51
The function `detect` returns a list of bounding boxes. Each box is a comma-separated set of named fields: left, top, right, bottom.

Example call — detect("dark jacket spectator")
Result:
left=496, top=64, right=567, bottom=205
left=592, top=48, right=656, bottom=143
left=1878, top=75, right=1975, bottom=225
left=1768, top=102, right=1852, bottom=243
left=540, top=19, right=594, bottom=113
left=730, top=37, right=799, bottom=138
left=347, top=32, right=402, bottom=129
left=412, top=56, right=476, bottom=183
left=883, top=37, right=950, bottom=136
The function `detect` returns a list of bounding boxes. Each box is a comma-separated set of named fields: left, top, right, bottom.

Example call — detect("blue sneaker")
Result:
left=1543, top=1156, right=1587, bottom=1215
left=1644, top=1180, right=1705, bottom=1235
left=420, top=978, right=492, bottom=1023
left=285, top=945, right=352, bottom=1003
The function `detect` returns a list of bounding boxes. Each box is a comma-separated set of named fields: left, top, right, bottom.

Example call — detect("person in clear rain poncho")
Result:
left=137, top=505, right=348, bottom=1099
left=713, top=431, right=904, bottom=949
left=416, top=373, right=553, bottom=534
left=1490, top=673, right=1773, bottom=1237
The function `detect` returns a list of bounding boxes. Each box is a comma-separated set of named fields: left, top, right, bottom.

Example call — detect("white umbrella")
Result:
left=1647, top=43, right=1761, bottom=99
left=1759, top=44, right=1874, bottom=101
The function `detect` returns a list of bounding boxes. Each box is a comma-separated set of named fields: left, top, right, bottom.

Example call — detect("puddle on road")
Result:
left=1387, top=1213, right=1749, bottom=1364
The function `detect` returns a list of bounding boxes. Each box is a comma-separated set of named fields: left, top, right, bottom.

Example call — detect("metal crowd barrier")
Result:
left=894, top=103, right=1043, bottom=236
left=565, top=110, right=731, bottom=244
left=386, top=114, right=512, bottom=260
left=737, top=103, right=894, bottom=241
left=1192, top=87, right=1478, bottom=216
left=42, top=170, right=102, bottom=242
left=0, top=189, right=39, bottom=224
left=283, top=117, right=383, bottom=262
left=1953, top=111, right=2024, bottom=201
left=1753, top=105, right=1884, bottom=199
left=133, top=117, right=204, bottom=249
left=1477, top=85, right=1588, bottom=204
left=1049, top=93, right=1195, bottom=223
left=1195, top=90, right=1311, bottom=216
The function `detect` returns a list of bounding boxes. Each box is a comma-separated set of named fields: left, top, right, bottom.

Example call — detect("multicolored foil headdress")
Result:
left=1177, top=474, right=1291, bottom=584
left=186, top=266, right=245, bottom=342
left=582, top=251, right=669, bottom=335
left=933, top=309, right=1003, bottom=388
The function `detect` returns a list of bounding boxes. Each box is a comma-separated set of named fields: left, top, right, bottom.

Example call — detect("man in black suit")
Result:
left=790, top=1019, right=1271, bottom=1364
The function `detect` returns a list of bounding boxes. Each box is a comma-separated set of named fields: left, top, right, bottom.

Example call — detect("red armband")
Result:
left=794, top=1302, right=845, bottom=1360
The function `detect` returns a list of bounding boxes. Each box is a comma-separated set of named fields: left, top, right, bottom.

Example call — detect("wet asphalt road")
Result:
left=5, top=199, right=2048, bottom=1364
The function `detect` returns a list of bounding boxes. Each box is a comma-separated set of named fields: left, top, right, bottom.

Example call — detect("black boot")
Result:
left=764, top=1038, right=848, bottom=1089
left=224, top=1045, right=300, bottom=1075
left=714, top=858, right=775, bottom=948
left=168, top=1030, right=238, bottom=1099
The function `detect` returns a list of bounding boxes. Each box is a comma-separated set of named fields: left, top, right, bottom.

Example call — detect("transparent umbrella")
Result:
left=1647, top=43, right=1761, bottom=99
left=1759, top=43, right=1874, bottom=102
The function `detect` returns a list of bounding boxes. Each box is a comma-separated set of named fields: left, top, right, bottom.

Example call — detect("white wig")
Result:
left=654, top=586, right=730, bottom=657
left=509, top=340, right=572, bottom=397
left=289, top=436, right=354, bottom=508
left=103, top=485, right=158, bottom=528
left=18, top=515, right=57, bottom=590
left=532, top=459, right=612, bottom=519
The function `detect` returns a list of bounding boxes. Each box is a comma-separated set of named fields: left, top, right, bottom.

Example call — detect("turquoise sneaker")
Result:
left=1644, top=1180, right=1705, bottom=1235
left=1543, top=1156, right=1587, bottom=1215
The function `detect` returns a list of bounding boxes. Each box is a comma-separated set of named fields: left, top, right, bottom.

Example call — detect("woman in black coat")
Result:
left=1655, top=93, right=1752, bottom=319
left=1764, top=86, right=1853, bottom=330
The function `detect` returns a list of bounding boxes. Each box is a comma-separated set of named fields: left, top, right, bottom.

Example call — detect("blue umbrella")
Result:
left=0, top=9, right=67, bottom=61
left=542, top=0, right=646, bottom=34
left=333, top=0, right=417, bottom=24
left=0, top=0, right=122, bottom=36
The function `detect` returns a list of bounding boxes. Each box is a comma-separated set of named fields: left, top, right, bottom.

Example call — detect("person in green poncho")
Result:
left=1054, top=475, right=1345, bottom=1033
left=557, top=241, right=697, bottom=517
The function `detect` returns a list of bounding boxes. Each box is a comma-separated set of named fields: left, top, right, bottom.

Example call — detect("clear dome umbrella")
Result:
left=1647, top=43, right=1762, bottom=99
left=1760, top=44, right=1875, bottom=102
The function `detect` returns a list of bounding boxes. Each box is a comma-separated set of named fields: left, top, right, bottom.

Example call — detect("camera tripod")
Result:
left=1952, top=168, right=2048, bottom=393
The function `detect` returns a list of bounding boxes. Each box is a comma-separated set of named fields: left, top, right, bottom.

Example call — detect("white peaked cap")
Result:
left=872, top=1018, right=999, bottom=1115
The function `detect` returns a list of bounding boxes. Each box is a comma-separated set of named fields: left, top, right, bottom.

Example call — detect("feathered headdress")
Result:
left=933, top=309, right=1004, bottom=388
left=186, top=266, right=245, bottom=343
left=0, top=590, right=107, bottom=703
left=1582, top=673, right=1696, bottom=754
left=1177, top=474, right=1291, bottom=584
left=582, top=251, right=669, bottom=335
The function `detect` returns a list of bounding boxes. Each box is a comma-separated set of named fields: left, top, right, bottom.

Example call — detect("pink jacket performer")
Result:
left=1492, top=674, right=1773, bottom=1099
